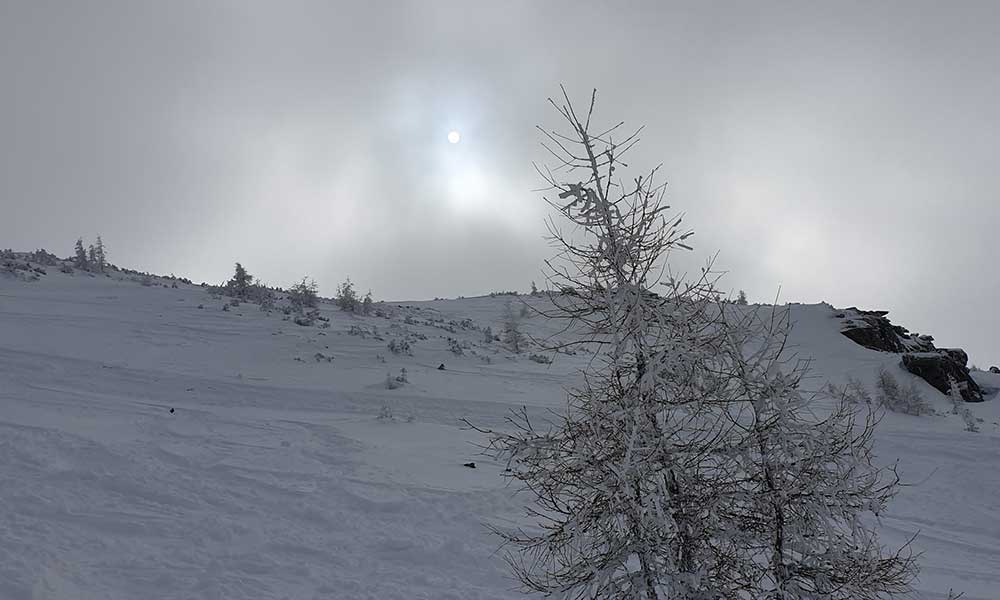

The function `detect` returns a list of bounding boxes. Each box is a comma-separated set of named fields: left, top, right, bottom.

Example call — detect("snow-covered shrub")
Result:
left=258, top=294, right=275, bottom=311
left=502, top=301, right=524, bottom=353
left=482, top=326, right=494, bottom=343
left=447, top=337, right=464, bottom=356
left=385, top=368, right=408, bottom=390
left=845, top=375, right=873, bottom=404
left=294, top=309, right=319, bottom=327
left=287, top=277, right=319, bottom=311
left=28, top=249, right=59, bottom=266
left=877, top=369, right=932, bottom=415
left=377, top=401, right=394, bottom=420
left=387, top=337, right=412, bottom=356
left=335, top=277, right=358, bottom=312
left=1, top=258, right=44, bottom=281
left=735, top=289, right=748, bottom=305
left=528, top=353, right=552, bottom=364
left=949, top=377, right=979, bottom=432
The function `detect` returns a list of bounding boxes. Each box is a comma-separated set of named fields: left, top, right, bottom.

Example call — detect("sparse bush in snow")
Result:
left=828, top=376, right=874, bottom=405
left=335, top=277, right=358, bottom=312
left=293, top=309, right=319, bottom=327
left=361, top=291, right=373, bottom=315
left=377, top=401, right=394, bottom=419
left=387, top=337, right=412, bottom=356
left=877, top=368, right=932, bottom=415
left=482, top=326, right=494, bottom=344
left=1, top=258, right=44, bottom=281
left=735, top=289, right=748, bottom=305
left=28, top=249, right=59, bottom=266
left=949, top=377, right=979, bottom=432
left=528, top=353, right=551, bottom=364
left=385, top=368, right=408, bottom=390
left=287, top=277, right=319, bottom=311
left=258, top=293, right=275, bottom=311
left=447, top=337, right=464, bottom=356
left=502, top=301, right=524, bottom=353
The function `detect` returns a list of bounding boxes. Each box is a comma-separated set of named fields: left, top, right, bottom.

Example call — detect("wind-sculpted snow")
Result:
left=0, top=273, right=997, bottom=599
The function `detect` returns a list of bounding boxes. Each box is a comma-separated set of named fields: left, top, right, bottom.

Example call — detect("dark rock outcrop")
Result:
left=838, top=308, right=935, bottom=353
left=837, top=306, right=982, bottom=402
left=990, top=366, right=1000, bottom=374
left=902, top=351, right=983, bottom=402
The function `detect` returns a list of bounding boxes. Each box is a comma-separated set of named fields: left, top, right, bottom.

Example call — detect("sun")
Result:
left=447, top=130, right=461, bottom=144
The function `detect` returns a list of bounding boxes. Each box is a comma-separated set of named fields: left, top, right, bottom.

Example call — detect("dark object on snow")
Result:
left=902, top=351, right=984, bottom=402
left=437, top=363, right=446, bottom=370
left=990, top=366, right=1000, bottom=374
left=169, top=408, right=175, bottom=414
left=839, top=308, right=933, bottom=354
left=838, top=307, right=981, bottom=401
left=463, top=462, right=476, bottom=468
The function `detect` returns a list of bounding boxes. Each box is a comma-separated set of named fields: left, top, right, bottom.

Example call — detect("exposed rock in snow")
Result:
left=838, top=307, right=982, bottom=401
left=838, top=307, right=935, bottom=353
left=903, top=350, right=984, bottom=402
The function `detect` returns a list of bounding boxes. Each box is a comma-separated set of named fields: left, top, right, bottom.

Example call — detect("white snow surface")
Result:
left=0, top=269, right=997, bottom=599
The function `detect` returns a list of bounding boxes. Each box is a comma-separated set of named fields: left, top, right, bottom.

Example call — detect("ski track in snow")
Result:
left=0, top=273, right=998, bottom=599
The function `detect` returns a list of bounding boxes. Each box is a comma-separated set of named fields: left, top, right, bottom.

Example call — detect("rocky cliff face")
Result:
left=836, top=307, right=983, bottom=402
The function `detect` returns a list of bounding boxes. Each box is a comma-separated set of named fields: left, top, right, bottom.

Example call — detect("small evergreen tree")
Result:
left=335, top=277, right=358, bottom=312
left=736, top=289, right=748, bottom=305
left=287, top=277, right=319, bottom=311
left=94, top=236, right=107, bottom=272
left=226, top=263, right=253, bottom=299
left=74, top=238, right=89, bottom=270
left=362, top=290, right=374, bottom=315
left=501, top=301, right=523, bottom=353
left=475, top=89, right=916, bottom=599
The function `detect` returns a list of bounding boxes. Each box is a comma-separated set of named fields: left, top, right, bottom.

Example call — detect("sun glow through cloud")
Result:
left=447, top=130, right=460, bottom=144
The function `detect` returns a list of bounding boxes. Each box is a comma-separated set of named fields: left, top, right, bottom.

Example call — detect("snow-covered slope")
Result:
left=1, top=267, right=997, bottom=599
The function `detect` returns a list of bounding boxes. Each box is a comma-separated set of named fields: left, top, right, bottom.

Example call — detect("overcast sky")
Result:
left=1, top=1, right=997, bottom=363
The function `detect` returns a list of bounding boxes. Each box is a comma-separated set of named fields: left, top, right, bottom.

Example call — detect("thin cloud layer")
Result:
left=1, top=1, right=997, bottom=362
